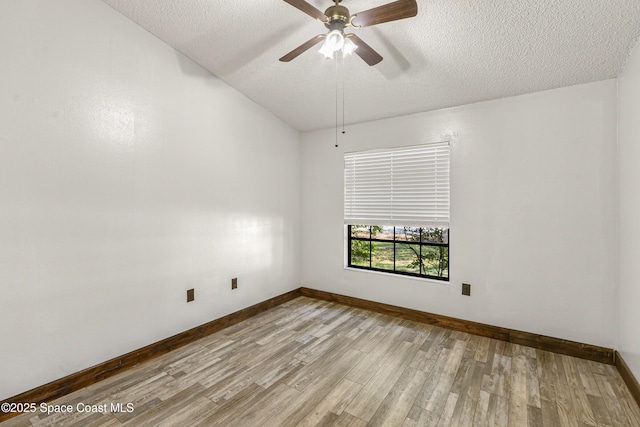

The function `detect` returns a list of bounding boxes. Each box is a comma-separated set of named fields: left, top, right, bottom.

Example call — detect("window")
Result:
left=344, top=143, right=450, bottom=281
left=348, top=225, right=449, bottom=280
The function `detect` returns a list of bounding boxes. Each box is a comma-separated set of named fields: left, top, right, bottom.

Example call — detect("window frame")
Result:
left=347, top=225, right=449, bottom=281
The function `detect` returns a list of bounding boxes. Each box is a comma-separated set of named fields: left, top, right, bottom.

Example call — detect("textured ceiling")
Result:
left=101, top=0, right=640, bottom=132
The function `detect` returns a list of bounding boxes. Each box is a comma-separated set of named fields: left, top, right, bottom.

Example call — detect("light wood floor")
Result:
left=3, top=296, right=640, bottom=426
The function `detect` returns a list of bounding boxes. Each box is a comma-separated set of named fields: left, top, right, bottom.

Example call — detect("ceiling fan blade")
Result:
left=351, top=0, right=417, bottom=28
left=282, top=0, right=328, bottom=22
left=279, top=34, right=326, bottom=62
left=346, top=34, right=383, bottom=66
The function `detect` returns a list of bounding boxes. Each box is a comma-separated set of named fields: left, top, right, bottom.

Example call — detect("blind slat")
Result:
left=344, top=142, right=450, bottom=228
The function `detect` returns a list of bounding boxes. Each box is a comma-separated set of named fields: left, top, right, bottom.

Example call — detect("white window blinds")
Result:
left=344, top=142, right=450, bottom=228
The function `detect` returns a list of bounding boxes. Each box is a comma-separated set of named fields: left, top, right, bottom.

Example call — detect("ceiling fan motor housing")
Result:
left=324, top=4, right=350, bottom=31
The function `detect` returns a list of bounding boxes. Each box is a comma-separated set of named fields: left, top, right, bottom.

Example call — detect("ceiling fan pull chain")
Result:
left=342, top=53, right=346, bottom=136
left=335, top=50, right=339, bottom=148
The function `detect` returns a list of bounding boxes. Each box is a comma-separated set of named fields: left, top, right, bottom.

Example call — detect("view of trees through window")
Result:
left=348, top=225, right=449, bottom=280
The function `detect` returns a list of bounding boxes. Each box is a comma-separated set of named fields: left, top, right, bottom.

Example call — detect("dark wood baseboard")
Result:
left=616, top=351, right=640, bottom=409
left=2, top=286, right=629, bottom=423
left=0, top=288, right=301, bottom=423
left=302, top=288, right=511, bottom=340
left=299, top=287, right=615, bottom=365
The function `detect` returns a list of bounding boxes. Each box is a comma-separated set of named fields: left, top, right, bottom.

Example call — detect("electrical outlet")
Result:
left=462, top=283, right=471, bottom=296
left=231, top=278, right=237, bottom=290
left=187, top=288, right=195, bottom=302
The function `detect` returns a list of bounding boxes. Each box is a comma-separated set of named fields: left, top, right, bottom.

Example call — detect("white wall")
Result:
left=0, top=0, right=301, bottom=400
left=618, top=39, right=640, bottom=381
left=302, top=80, right=618, bottom=348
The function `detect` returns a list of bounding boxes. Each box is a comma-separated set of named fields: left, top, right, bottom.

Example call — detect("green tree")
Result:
left=405, top=227, right=448, bottom=277
left=351, top=225, right=382, bottom=264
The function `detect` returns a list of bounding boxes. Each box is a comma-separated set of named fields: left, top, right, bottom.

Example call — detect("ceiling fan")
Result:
left=279, top=0, right=418, bottom=66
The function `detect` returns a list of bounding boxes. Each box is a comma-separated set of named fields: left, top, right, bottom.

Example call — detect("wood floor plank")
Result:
left=450, top=357, right=474, bottom=396
left=296, top=379, right=363, bottom=427
left=593, top=372, right=632, bottom=427
left=525, top=355, right=541, bottom=408
left=536, top=349, right=558, bottom=403
left=197, top=361, right=246, bottom=390
left=228, top=382, right=301, bottom=427
left=368, top=367, right=428, bottom=427
left=508, top=355, right=529, bottom=427
left=449, top=359, right=485, bottom=427
left=345, top=322, right=406, bottom=385
left=487, top=393, right=510, bottom=427
left=410, top=328, right=450, bottom=373
left=344, top=340, right=419, bottom=422
left=471, top=389, right=491, bottom=427
left=481, top=353, right=511, bottom=398
left=423, top=339, right=467, bottom=414
left=474, top=336, right=491, bottom=363
left=495, top=339, right=512, bottom=357
left=3, top=296, right=639, bottom=427
left=403, top=408, right=440, bottom=427
left=605, top=369, right=640, bottom=425
left=334, top=412, right=368, bottom=427
left=195, top=382, right=265, bottom=426
left=409, top=323, right=433, bottom=347
left=315, top=411, right=339, bottom=426
left=121, top=383, right=209, bottom=426
left=576, top=358, right=602, bottom=397
left=540, top=398, right=562, bottom=427
left=81, top=416, right=122, bottom=427
left=463, top=334, right=479, bottom=361
left=553, top=353, right=581, bottom=427
left=270, top=349, right=366, bottom=426
left=527, top=405, right=543, bottom=427
left=586, top=394, right=614, bottom=427
left=435, top=393, right=458, bottom=427
left=151, top=396, right=214, bottom=427
left=286, top=337, right=357, bottom=392
left=483, top=339, right=498, bottom=371
left=561, top=354, right=598, bottom=426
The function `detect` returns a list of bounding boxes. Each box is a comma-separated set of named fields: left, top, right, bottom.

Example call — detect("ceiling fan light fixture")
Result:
left=342, top=36, right=357, bottom=57
left=319, top=30, right=354, bottom=59
left=324, top=30, right=344, bottom=51
left=319, top=42, right=335, bottom=59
